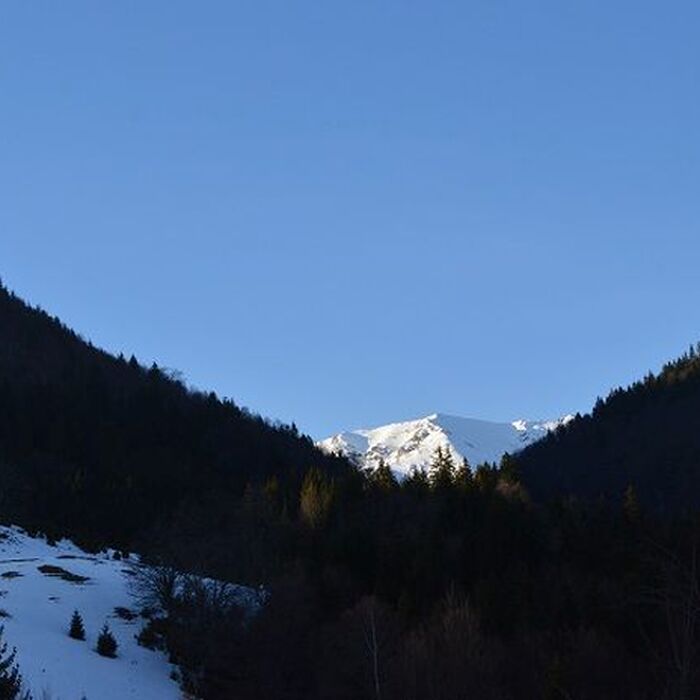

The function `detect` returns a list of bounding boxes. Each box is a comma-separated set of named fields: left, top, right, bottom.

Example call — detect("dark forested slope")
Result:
left=6, top=283, right=700, bottom=699
left=517, top=345, right=700, bottom=513
left=0, top=283, right=351, bottom=548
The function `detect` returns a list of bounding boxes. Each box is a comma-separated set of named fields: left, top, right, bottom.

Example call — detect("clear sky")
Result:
left=1, top=1, right=699, bottom=438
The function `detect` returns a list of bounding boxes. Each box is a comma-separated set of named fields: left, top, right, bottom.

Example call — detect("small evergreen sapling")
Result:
left=69, top=610, right=85, bottom=641
left=96, top=623, right=118, bottom=658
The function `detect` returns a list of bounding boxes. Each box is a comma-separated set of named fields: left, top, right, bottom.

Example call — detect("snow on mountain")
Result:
left=318, top=413, right=573, bottom=478
left=0, top=526, right=256, bottom=700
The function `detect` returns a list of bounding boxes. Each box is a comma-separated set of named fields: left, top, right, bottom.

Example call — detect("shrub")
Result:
left=113, top=607, right=136, bottom=621
left=135, top=620, right=163, bottom=651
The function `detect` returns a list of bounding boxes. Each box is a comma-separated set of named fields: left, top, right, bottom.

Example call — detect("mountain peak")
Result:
left=318, top=412, right=570, bottom=477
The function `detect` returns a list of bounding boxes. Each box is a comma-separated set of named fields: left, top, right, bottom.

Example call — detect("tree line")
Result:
left=139, top=445, right=700, bottom=699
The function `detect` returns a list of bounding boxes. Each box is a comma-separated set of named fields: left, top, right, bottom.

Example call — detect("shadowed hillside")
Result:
left=516, top=345, right=700, bottom=513
left=0, top=282, right=351, bottom=550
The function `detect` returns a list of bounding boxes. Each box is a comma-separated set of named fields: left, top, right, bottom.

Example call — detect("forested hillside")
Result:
left=516, top=346, right=700, bottom=513
left=0, top=282, right=351, bottom=551
left=5, top=283, right=700, bottom=699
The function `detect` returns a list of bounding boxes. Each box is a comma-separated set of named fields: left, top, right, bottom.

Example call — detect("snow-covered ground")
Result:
left=319, top=412, right=573, bottom=478
left=0, top=526, right=181, bottom=700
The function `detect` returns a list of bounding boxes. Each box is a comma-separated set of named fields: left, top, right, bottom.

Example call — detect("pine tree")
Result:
left=69, top=610, right=86, bottom=641
left=0, top=626, right=22, bottom=699
left=368, top=459, right=398, bottom=492
left=454, top=458, right=473, bottom=490
left=474, top=463, right=496, bottom=491
left=299, top=468, right=334, bottom=528
left=403, top=467, right=429, bottom=494
left=96, top=623, right=118, bottom=658
left=499, top=452, right=519, bottom=484
left=428, top=446, right=455, bottom=489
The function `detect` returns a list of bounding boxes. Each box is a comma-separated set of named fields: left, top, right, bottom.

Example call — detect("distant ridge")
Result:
left=318, top=412, right=573, bottom=477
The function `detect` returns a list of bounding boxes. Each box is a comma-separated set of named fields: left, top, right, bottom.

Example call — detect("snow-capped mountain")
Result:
left=318, top=413, right=573, bottom=478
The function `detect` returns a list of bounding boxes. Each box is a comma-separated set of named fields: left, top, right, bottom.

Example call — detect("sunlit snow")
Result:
left=0, top=526, right=179, bottom=700
left=319, top=412, right=573, bottom=477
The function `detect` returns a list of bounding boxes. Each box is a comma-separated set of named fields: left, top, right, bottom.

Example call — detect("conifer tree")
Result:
left=368, top=459, right=398, bottom=492
left=474, top=463, right=496, bottom=491
left=96, top=623, right=118, bottom=658
left=403, top=467, right=429, bottom=494
left=69, top=610, right=85, bottom=641
left=429, top=446, right=455, bottom=489
left=0, top=626, right=22, bottom=699
left=499, top=452, right=519, bottom=484
left=300, top=468, right=334, bottom=528
left=454, top=458, right=473, bottom=489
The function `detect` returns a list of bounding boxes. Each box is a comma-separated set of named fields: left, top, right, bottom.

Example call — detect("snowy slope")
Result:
left=319, top=413, right=573, bottom=478
left=0, top=526, right=180, bottom=699
left=0, top=526, right=257, bottom=700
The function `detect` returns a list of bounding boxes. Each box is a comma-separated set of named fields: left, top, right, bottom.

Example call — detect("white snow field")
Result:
left=0, top=525, right=182, bottom=700
left=319, top=412, right=574, bottom=478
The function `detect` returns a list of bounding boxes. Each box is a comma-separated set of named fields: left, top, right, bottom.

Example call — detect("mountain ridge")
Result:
left=319, top=412, right=573, bottom=477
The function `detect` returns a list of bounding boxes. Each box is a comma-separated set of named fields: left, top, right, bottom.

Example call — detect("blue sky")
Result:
left=1, top=1, right=699, bottom=438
